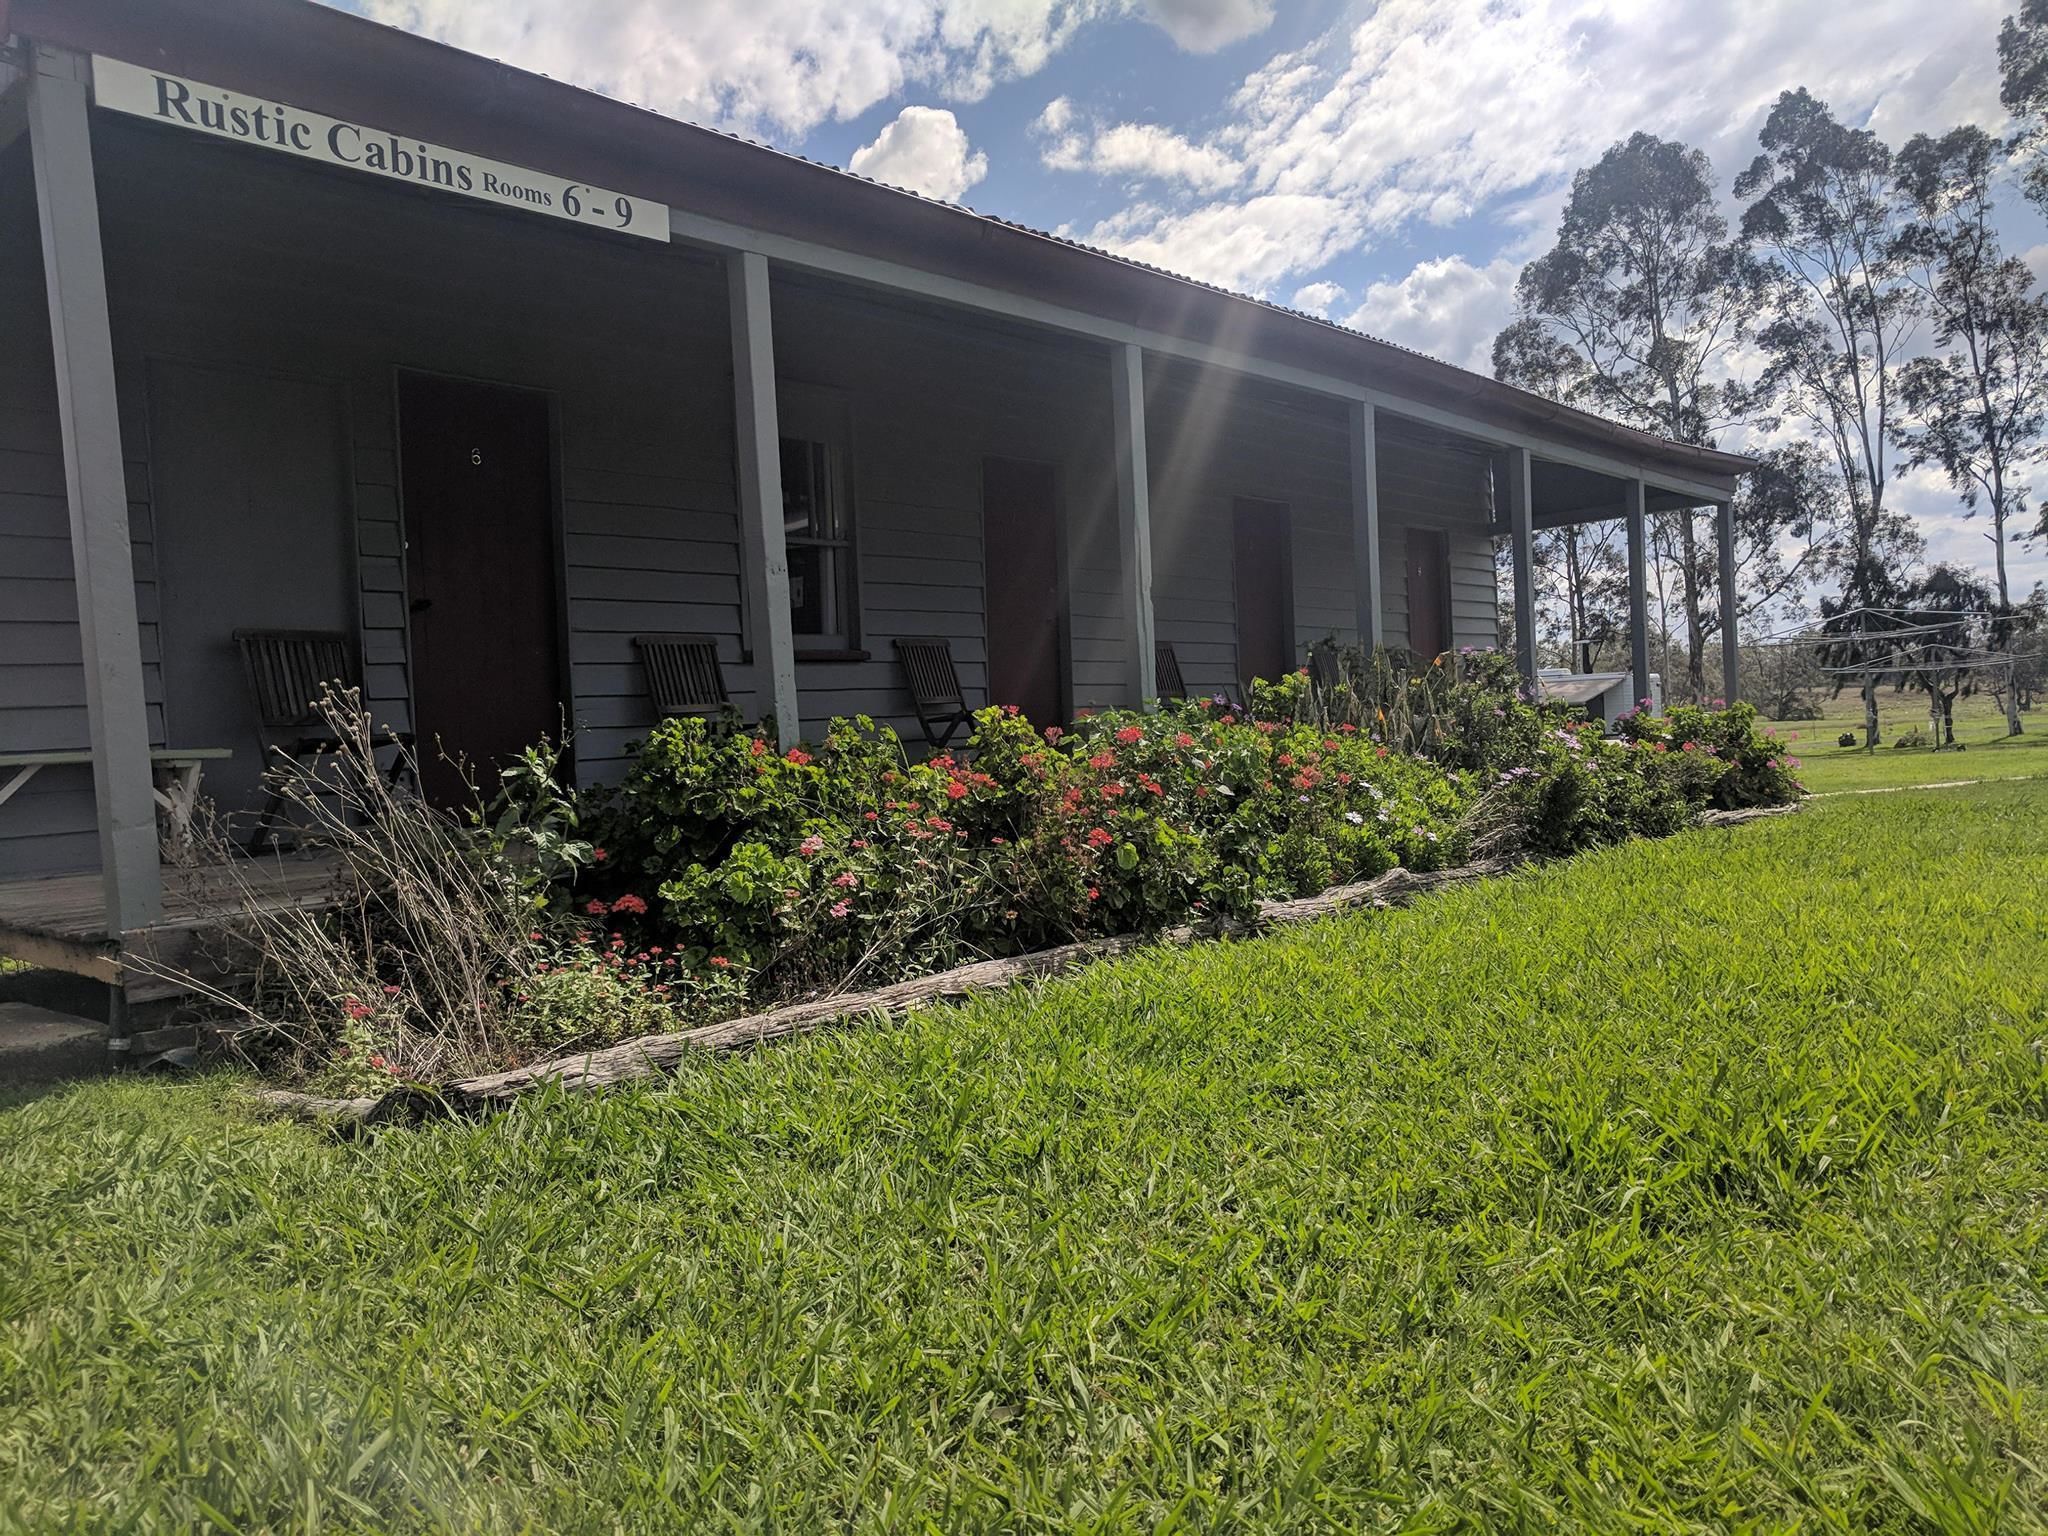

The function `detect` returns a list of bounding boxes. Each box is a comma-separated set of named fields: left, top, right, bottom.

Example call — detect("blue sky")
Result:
left=341, top=0, right=2042, bottom=595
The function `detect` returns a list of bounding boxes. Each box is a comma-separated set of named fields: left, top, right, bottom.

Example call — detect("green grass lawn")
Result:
left=1764, top=689, right=2047, bottom=795
left=4, top=784, right=2046, bottom=1532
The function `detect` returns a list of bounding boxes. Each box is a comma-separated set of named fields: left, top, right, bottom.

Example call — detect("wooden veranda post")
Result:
left=1626, top=478, right=1651, bottom=712
left=1108, top=342, right=1157, bottom=708
left=27, top=45, right=162, bottom=935
left=1717, top=499, right=1739, bottom=704
left=1349, top=400, right=1384, bottom=650
left=1507, top=447, right=1538, bottom=683
left=727, top=250, right=800, bottom=742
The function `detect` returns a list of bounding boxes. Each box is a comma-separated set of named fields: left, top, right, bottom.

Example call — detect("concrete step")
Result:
left=0, top=1001, right=111, bottom=1087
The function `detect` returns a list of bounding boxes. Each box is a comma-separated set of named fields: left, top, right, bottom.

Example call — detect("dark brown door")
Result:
left=1233, top=498, right=1293, bottom=686
left=399, top=374, right=561, bottom=806
left=1405, top=527, right=1451, bottom=658
left=982, top=458, right=1064, bottom=730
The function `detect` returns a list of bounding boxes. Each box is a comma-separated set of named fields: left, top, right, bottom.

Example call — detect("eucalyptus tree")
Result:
left=2000, top=0, right=2048, bottom=215
left=1893, top=126, right=2048, bottom=613
left=1737, top=89, right=1921, bottom=743
left=1492, top=132, right=1761, bottom=698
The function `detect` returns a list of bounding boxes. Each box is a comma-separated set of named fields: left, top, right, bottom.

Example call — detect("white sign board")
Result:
left=92, top=55, right=669, bottom=242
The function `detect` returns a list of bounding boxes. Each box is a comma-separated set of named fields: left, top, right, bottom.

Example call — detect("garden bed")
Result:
left=195, top=648, right=1805, bottom=1099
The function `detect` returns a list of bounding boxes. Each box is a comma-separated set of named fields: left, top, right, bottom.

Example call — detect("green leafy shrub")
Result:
left=509, top=928, right=751, bottom=1051
left=577, top=654, right=1796, bottom=1019
left=268, top=653, right=1801, bottom=1087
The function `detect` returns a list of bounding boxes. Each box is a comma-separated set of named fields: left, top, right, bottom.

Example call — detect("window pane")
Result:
left=788, top=543, right=843, bottom=640
left=780, top=437, right=815, bottom=538
left=780, top=438, right=839, bottom=541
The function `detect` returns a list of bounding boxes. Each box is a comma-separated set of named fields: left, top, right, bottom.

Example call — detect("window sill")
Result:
left=794, top=647, right=871, bottom=664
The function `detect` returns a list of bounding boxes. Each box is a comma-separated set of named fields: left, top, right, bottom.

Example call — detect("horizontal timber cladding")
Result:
left=1135, top=363, right=1500, bottom=697
left=766, top=274, right=1120, bottom=742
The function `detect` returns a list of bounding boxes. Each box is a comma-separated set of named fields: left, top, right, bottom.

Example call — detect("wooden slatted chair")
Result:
left=633, top=634, right=731, bottom=720
left=234, top=628, right=412, bottom=851
left=1154, top=641, right=1188, bottom=703
left=894, top=638, right=974, bottom=749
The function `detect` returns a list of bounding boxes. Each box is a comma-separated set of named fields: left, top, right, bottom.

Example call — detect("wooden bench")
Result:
left=0, top=747, right=233, bottom=853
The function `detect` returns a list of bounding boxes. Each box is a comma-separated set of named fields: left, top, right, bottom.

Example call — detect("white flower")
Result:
left=1344, top=811, right=1365, bottom=825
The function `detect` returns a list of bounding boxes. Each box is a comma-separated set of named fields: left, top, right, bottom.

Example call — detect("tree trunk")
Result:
left=1863, top=678, right=1881, bottom=749
left=1679, top=513, right=1705, bottom=702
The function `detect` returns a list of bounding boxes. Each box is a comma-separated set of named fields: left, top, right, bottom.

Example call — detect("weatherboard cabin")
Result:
left=0, top=0, right=1752, bottom=1021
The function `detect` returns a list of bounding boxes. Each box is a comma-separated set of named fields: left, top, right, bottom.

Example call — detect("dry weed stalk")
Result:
left=170, top=688, right=539, bottom=1083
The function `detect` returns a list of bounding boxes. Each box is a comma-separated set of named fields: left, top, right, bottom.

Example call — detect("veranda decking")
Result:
left=0, top=855, right=342, bottom=998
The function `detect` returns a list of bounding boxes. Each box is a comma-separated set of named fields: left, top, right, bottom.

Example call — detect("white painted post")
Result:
left=1507, top=447, right=1537, bottom=683
left=1108, top=342, right=1157, bottom=708
left=727, top=250, right=799, bottom=743
left=1717, top=499, right=1739, bottom=705
left=1626, top=478, right=1651, bottom=713
left=28, top=47, right=161, bottom=932
left=1348, top=400, right=1383, bottom=651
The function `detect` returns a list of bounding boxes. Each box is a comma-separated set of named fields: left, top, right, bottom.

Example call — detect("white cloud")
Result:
left=1037, top=0, right=2011, bottom=311
left=1077, top=193, right=1363, bottom=294
left=1035, top=106, right=1243, bottom=191
left=354, top=0, right=1273, bottom=140
left=849, top=106, right=989, bottom=200
left=1036, top=96, right=1076, bottom=136
left=1340, top=256, right=1520, bottom=374
left=1291, top=280, right=1345, bottom=316
left=1141, top=0, right=1274, bottom=52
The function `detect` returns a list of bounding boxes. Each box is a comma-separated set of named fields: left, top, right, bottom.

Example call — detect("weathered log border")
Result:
left=247, top=802, right=1800, bottom=1127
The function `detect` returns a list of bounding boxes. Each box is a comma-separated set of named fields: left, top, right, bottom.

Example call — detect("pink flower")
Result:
left=709, top=955, right=731, bottom=968
left=1087, top=886, right=1100, bottom=900
left=1115, top=725, right=1143, bottom=745
left=1089, top=751, right=1117, bottom=770
left=585, top=899, right=610, bottom=916
left=610, top=892, right=648, bottom=916
left=786, top=747, right=813, bottom=766
left=528, top=931, right=544, bottom=942
left=1086, top=826, right=1114, bottom=848
left=750, top=737, right=768, bottom=757
left=830, top=900, right=852, bottom=919
left=1174, top=732, right=1196, bottom=748
left=1044, top=725, right=1064, bottom=743
left=382, top=984, right=402, bottom=996
left=799, top=834, right=826, bottom=857
left=946, top=780, right=969, bottom=800
left=831, top=871, right=858, bottom=888
left=593, top=847, right=608, bottom=862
